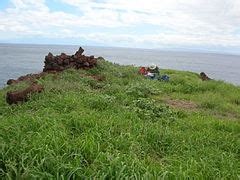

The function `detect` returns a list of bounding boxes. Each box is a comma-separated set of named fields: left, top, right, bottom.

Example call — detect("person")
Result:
left=139, top=67, right=148, bottom=75
left=147, top=64, right=160, bottom=80
left=148, top=64, right=159, bottom=74
left=139, top=64, right=168, bottom=81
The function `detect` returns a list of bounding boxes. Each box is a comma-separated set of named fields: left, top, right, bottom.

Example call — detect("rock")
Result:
left=63, top=58, right=70, bottom=65
left=45, top=52, right=54, bottom=63
left=7, top=79, right=17, bottom=85
left=47, top=52, right=53, bottom=58
left=7, top=47, right=98, bottom=85
left=200, top=72, right=211, bottom=81
left=60, top=53, right=68, bottom=60
left=6, top=83, right=44, bottom=105
left=6, top=72, right=52, bottom=85
left=43, top=47, right=98, bottom=72
left=78, top=47, right=84, bottom=55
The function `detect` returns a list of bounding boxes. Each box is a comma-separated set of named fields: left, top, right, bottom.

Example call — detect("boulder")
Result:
left=43, top=47, right=97, bottom=72
left=7, top=79, right=18, bottom=85
left=200, top=72, right=211, bottom=81
left=6, top=83, right=44, bottom=105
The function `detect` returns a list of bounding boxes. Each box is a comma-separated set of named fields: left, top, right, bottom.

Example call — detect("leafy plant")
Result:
left=132, top=98, right=177, bottom=122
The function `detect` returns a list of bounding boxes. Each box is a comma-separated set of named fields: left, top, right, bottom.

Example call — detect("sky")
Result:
left=0, top=0, right=240, bottom=54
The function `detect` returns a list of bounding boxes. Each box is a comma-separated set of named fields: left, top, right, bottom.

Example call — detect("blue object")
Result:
left=161, top=75, right=170, bottom=81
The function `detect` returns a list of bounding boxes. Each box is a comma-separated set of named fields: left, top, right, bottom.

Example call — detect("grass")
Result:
left=0, top=60, right=239, bottom=179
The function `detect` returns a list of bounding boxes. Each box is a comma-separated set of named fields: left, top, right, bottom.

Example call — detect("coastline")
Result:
left=1, top=44, right=240, bottom=86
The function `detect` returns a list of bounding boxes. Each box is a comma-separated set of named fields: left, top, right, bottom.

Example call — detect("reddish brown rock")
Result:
left=76, top=47, right=84, bottom=55
left=6, top=83, right=44, bottom=105
left=47, top=52, right=54, bottom=59
left=200, top=72, right=211, bottom=81
left=6, top=72, right=57, bottom=85
left=7, top=47, right=97, bottom=85
left=60, top=53, right=68, bottom=60
left=43, top=47, right=97, bottom=72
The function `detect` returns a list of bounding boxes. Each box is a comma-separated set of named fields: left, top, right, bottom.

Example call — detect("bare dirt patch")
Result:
left=166, top=99, right=198, bottom=111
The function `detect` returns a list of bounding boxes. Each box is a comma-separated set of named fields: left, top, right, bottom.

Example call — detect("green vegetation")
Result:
left=0, top=60, right=239, bottom=179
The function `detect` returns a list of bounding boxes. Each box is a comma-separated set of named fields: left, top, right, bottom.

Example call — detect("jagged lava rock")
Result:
left=6, top=83, right=44, bottom=105
left=43, top=47, right=97, bottom=72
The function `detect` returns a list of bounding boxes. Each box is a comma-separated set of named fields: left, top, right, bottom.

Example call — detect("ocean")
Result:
left=0, top=43, right=240, bottom=88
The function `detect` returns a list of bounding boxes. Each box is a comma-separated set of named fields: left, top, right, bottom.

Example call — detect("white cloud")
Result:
left=11, top=0, right=48, bottom=11
left=0, top=0, right=240, bottom=50
left=74, top=32, right=240, bottom=48
left=60, top=0, right=240, bottom=33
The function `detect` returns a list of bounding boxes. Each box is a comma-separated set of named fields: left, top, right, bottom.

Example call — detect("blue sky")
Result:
left=0, top=0, right=240, bottom=54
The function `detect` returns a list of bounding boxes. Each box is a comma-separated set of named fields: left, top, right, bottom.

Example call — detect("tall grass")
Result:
left=0, top=60, right=239, bottom=178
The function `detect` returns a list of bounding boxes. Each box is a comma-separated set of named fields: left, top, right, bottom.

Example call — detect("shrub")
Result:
left=131, top=98, right=177, bottom=122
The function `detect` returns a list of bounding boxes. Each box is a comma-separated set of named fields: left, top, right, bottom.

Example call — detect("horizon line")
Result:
left=0, top=42, right=240, bottom=57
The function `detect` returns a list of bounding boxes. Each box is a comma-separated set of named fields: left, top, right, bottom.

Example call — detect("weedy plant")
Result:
left=132, top=98, right=177, bottom=123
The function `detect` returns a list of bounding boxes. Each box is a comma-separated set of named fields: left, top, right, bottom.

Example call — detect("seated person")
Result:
left=147, top=64, right=160, bottom=79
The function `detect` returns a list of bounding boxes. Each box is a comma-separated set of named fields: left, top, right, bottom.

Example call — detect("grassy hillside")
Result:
left=0, top=60, right=239, bottom=179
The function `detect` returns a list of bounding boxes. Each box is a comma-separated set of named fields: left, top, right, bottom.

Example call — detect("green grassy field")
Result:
left=0, top=60, right=239, bottom=179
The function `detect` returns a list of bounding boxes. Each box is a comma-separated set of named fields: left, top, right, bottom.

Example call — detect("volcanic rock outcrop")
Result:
left=7, top=47, right=97, bottom=86
left=6, top=72, right=57, bottom=85
left=6, top=83, right=44, bottom=105
left=6, top=47, right=99, bottom=105
left=43, top=47, right=97, bottom=72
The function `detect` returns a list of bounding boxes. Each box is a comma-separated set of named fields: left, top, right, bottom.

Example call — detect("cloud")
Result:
left=60, top=0, right=240, bottom=33
left=11, top=0, right=48, bottom=11
left=0, top=0, right=240, bottom=51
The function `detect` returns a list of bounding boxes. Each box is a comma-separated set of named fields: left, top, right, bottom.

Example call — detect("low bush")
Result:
left=131, top=98, right=177, bottom=122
